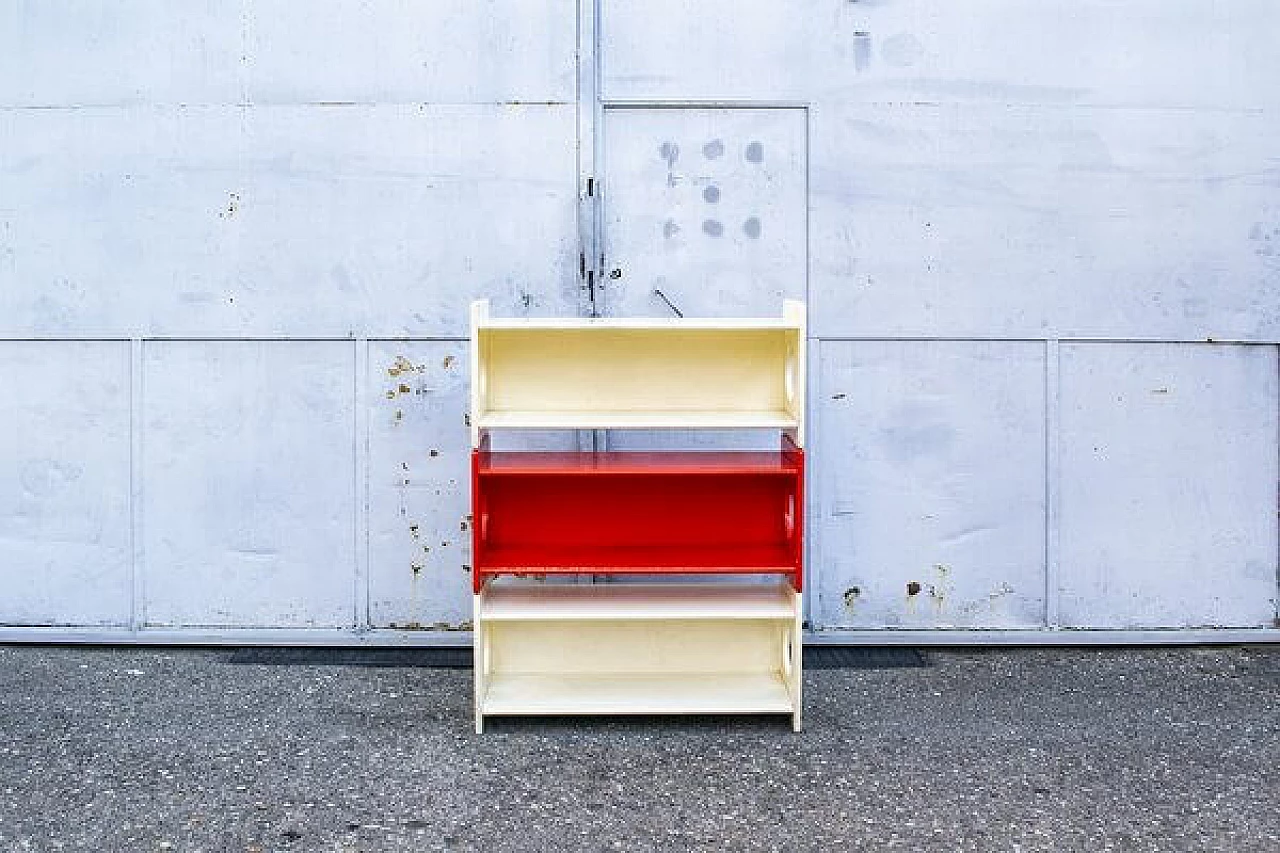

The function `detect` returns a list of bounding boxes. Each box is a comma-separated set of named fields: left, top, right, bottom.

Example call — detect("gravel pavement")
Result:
left=0, top=644, right=1276, bottom=852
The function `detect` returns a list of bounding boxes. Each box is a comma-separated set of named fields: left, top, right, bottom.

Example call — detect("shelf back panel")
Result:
left=477, top=327, right=800, bottom=420
left=487, top=620, right=787, bottom=675
left=483, top=473, right=792, bottom=548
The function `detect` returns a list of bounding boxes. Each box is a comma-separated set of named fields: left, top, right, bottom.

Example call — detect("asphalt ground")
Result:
left=0, top=644, right=1276, bottom=852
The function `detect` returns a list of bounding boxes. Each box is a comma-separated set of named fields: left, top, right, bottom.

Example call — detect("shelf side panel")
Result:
left=783, top=302, right=806, bottom=447
left=469, top=299, right=489, bottom=449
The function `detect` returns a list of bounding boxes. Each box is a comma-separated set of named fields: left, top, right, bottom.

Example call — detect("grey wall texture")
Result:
left=0, top=1, right=1276, bottom=642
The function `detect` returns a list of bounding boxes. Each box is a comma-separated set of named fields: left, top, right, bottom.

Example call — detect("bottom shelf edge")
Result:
left=477, top=671, right=796, bottom=715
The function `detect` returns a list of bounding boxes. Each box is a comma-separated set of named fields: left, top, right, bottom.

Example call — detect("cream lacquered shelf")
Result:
left=469, top=300, right=806, bottom=448
left=473, top=581, right=803, bottom=732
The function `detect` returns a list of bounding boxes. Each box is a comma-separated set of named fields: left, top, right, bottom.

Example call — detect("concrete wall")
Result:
left=1, top=1, right=1276, bottom=640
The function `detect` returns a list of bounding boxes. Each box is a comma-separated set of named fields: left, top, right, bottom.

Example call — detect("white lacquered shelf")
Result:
left=479, top=581, right=798, bottom=622
left=480, top=672, right=794, bottom=716
left=473, top=583, right=804, bottom=732
left=470, top=299, right=806, bottom=448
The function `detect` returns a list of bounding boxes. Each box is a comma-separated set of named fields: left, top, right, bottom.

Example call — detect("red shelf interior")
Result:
left=472, top=443, right=803, bottom=592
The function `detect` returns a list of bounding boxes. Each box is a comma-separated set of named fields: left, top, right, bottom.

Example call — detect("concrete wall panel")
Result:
left=0, top=105, right=578, bottom=338
left=0, top=341, right=131, bottom=625
left=141, top=340, right=356, bottom=628
left=814, top=341, right=1046, bottom=629
left=601, top=106, right=806, bottom=318
left=1058, top=343, right=1278, bottom=628
left=809, top=104, right=1280, bottom=340
left=367, top=340, right=472, bottom=630
left=603, top=0, right=1280, bottom=110
left=246, top=0, right=576, bottom=104
left=0, top=1, right=243, bottom=107
left=0, top=0, right=576, bottom=107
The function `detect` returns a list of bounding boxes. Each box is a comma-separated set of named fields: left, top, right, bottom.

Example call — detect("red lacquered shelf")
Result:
left=471, top=439, right=804, bottom=592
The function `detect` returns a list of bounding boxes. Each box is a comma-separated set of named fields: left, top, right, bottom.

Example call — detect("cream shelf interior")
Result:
left=473, top=581, right=802, bottom=731
left=469, top=300, right=806, bottom=447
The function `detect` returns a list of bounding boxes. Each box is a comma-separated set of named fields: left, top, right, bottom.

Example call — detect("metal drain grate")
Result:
left=227, top=647, right=473, bottom=668
left=803, top=646, right=928, bottom=669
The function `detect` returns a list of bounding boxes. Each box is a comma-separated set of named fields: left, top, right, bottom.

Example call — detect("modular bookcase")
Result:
left=469, top=300, right=806, bottom=732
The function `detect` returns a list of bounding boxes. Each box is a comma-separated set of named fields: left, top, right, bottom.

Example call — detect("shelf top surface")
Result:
left=476, top=410, right=799, bottom=430
left=479, top=580, right=798, bottom=620
left=476, top=317, right=802, bottom=332
left=477, top=449, right=801, bottom=476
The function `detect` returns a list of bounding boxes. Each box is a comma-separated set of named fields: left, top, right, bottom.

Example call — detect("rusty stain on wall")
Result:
left=387, top=356, right=424, bottom=378
left=387, top=621, right=473, bottom=632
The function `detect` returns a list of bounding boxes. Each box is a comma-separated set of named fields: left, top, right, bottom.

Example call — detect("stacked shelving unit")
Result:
left=470, top=300, right=806, bottom=732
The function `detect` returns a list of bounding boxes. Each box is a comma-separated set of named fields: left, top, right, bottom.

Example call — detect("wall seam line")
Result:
left=354, top=338, right=371, bottom=632
left=1045, top=339, right=1062, bottom=629
left=129, top=338, right=145, bottom=633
